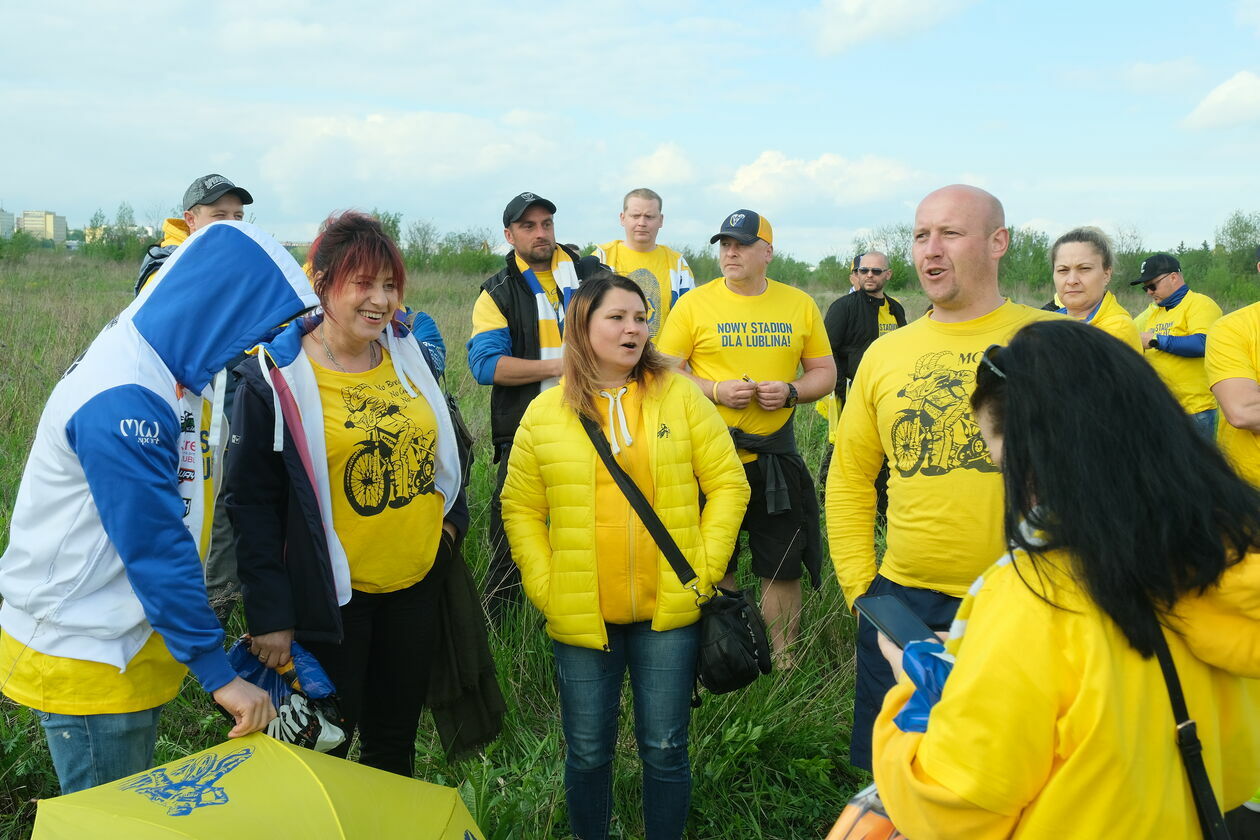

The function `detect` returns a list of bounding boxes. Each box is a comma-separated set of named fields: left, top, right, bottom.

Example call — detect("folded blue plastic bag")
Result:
left=892, top=639, right=955, bottom=733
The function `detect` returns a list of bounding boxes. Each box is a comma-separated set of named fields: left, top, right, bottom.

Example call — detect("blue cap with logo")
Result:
left=710, top=210, right=773, bottom=246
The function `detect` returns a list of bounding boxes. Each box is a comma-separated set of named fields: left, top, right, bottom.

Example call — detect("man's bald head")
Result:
left=912, top=184, right=1010, bottom=320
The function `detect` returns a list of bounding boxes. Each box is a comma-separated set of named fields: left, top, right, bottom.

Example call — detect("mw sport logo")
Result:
left=119, top=418, right=161, bottom=445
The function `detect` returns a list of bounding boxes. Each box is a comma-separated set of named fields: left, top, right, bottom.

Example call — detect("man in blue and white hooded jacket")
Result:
left=0, top=221, right=318, bottom=794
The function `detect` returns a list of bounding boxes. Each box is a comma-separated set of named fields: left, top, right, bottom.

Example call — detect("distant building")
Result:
left=0, top=209, right=13, bottom=238
left=20, top=210, right=67, bottom=245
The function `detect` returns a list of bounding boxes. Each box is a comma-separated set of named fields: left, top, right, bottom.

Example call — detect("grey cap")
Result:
left=183, top=174, right=254, bottom=211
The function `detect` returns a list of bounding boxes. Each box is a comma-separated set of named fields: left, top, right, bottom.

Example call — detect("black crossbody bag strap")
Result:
left=579, top=415, right=705, bottom=596
left=1151, top=618, right=1231, bottom=839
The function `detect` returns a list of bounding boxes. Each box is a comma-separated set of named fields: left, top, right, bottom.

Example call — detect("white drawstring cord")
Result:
left=598, top=387, right=633, bottom=456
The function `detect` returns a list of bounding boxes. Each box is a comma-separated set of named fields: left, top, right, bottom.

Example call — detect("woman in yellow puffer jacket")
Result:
left=502, top=272, right=749, bottom=840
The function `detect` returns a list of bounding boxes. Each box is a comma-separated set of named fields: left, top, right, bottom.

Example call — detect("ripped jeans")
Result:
left=553, top=621, right=699, bottom=840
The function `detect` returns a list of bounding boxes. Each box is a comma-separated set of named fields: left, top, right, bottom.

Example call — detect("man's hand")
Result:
left=1140, top=330, right=1155, bottom=348
left=716, top=378, right=757, bottom=409
left=212, top=677, right=277, bottom=738
left=755, top=380, right=791, bottom=410
left=249, top=629, right=294, bottom=670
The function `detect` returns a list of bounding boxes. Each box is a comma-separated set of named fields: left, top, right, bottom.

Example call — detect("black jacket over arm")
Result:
left=823, top=291, right=907, bottom=403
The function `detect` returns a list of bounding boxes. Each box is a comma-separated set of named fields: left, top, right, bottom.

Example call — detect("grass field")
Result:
left=0, top=251, right=1246, bottom=839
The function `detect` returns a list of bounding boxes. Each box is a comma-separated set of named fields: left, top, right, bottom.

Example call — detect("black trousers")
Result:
left=484, top=441, right=523, bottom=612
left=304, top=536, right=451, bottom=777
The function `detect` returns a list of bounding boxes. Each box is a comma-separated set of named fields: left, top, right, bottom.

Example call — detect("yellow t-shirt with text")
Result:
left=1134, top=289, right=1222, bottom=414
left=657, top=277, right=830, bottom=460
left=1207, top=302, right=1260, bottom=487
left=313, top=347, right=445, bottom=593
left=876, top=299, right=899, bottom=337
left=826, top=301, right=1061, bottom=607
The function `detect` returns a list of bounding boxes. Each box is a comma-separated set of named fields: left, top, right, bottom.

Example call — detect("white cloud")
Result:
left=1123, top=58, right=1204, bottom=94
left=1239, top=0, right=1260, bottom=34
left=727, top=150, right=919, bottom=210
left=1183, top=71, right=1260, bottom=129
left=622, top=143, right=697, bottom=187
left=810, top=0, right=976, bottom=55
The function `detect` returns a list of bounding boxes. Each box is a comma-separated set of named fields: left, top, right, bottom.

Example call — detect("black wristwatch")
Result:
left=1147, top=336, right=1160, bottom=349
left=785, top=383, right=798, bottom=408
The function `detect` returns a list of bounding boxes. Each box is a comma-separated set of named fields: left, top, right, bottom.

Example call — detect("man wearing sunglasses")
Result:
left=1132, top=253, right=1223, bottom=440
left=819, top=252, right=906, bottom=499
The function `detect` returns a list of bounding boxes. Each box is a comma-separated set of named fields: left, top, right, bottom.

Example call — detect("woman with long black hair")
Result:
left=872, top=320, right=1260, bottom=837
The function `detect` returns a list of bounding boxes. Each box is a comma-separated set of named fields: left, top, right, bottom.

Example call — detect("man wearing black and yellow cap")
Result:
left=467, top=193, right=605, bottom=613
left=135, top=174, right=254, bottom=295
left=657, top=210, right=836, bottom=667
left=1132, top=252, right=1223, bottom=439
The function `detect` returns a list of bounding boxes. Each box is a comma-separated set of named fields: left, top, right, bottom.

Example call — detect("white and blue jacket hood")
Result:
left=0, top=221, right=318, bottom=694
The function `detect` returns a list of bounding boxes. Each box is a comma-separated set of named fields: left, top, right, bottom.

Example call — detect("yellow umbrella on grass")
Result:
left=33, top=732, right=483, bottom=839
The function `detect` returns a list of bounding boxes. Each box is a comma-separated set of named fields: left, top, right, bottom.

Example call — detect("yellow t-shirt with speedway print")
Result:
left=826, top=301, right=1060, bottom=608
left=313, top=347, right=445, bottom=593
left=1207, top=302, right=1260, bottom=487
left=657, top=277, right=831, bottom=456
left=594, top=242, right=693, bottom=338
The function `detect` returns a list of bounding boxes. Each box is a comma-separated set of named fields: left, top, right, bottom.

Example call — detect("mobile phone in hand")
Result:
left=854, top=594, right=938, bottom=649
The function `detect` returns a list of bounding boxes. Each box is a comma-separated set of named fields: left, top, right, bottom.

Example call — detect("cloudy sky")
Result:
left=3, top=0, right=1259, bottom=262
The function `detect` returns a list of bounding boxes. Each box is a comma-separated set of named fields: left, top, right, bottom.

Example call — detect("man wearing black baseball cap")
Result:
left=658, top=209, right=836, bottom=666
left=467, top=192, right=602, bottom=613
left=135, top=174, right=253, bottom=295
left=1131, top=252, right=1223, bottom=438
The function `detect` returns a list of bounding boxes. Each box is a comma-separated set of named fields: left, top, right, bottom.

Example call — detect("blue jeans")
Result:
left=38, top=706, right=163, bottom=794
left=1191, top=408, right=1218, bottom=442
left=553, top=621, right=699, bottom=840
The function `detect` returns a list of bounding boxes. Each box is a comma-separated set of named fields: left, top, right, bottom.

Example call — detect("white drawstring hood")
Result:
left=598, top=386, right=634, bottom=456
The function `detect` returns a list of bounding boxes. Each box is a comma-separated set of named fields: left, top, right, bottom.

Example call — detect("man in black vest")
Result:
left=819, top=252, right=907, bottom=506
left=467, top=193, right=600, bottom=614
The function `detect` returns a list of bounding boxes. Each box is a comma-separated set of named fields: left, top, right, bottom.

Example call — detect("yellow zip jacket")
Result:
left=502, top=372, right=750, bottom=650
left=1088, top=290, right=1142, bottom=352
left=874, top=549, right=1260, bottom=838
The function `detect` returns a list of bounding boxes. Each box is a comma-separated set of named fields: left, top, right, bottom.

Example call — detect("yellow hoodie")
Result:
left=874, top=550, right=1260, bottom=838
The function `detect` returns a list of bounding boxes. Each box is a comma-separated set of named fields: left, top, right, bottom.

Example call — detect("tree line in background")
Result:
left=4, top=203, right=1256, bottom=306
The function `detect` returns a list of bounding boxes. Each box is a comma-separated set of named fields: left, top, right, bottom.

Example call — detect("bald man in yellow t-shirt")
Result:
left=826, top=185, right=1061, bottom=770
left=658, top=209, right=836, bottom=667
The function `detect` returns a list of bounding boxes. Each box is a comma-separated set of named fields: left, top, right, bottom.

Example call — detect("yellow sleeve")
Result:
left=1116, top=318, right=1142, bottom=353
left=500, top=404, right=553, bottom=612
left=801, top=297, right=832, bottom=359
left=470, top=289, right=508, bottom=339
left=656, top=293, right=695, bottom=361
left=825, top=363, right=885, bottom=608
left=872, top=681, right=1019, bottom=840
left=684, top=379, right=751, bottom=585
left=1206, top=315, right=1254, bottom=387
left=875, top=565, right=1061, bottom=826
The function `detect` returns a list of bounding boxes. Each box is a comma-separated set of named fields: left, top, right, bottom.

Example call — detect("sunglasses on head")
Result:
left=980, top=344, right=1007, bottom=379
left=855, top=267, right=887, bottom=276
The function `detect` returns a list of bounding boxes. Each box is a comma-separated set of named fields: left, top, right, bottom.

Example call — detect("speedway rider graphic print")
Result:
left=890, top=351, right=995, bottom=477
left=339, top=381, right=437, bottom=514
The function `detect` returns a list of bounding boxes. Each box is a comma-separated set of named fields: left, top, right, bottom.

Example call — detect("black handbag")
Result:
left=579, top=415, right=772, bottom=696
left=1150, top=616, right=1231, bottom=839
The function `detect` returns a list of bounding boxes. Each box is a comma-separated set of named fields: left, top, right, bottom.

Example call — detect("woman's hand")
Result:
left=212, top=677, right=277, bottom=738
left=442, top=520, right=458, bottom=541
left=249, top=629, right=294, bottom=670
left=878, top=630, right=950, bottom=683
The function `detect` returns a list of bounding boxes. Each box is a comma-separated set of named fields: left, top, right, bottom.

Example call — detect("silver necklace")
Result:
left=319, top=324, right=377, bottom=372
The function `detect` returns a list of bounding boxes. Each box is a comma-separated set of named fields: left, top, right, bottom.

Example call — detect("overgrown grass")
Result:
left=0, top=252, right=1246, bottom=838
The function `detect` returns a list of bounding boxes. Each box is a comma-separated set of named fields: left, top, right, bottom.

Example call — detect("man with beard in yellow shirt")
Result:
left=826, top=184, right=1060, bottom=770
left=593, top=188, right=695, bottom=338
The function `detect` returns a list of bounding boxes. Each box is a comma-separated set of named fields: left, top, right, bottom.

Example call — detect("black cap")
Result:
left=1130, top=253, right=1181, bottom=286
left=709, top=209, right=773, bottom=245
left=503, top=192, right=556, bottom=228
left=183, top=174, right=253, bottom=211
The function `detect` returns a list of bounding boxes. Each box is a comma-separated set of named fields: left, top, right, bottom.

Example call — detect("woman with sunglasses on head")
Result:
left=871, top=320, right=1260, bottom=838
left=501, top=272, right=749, bottom=840
left=1049, top=226, right=1141, bottom=351
left=225, top=211, right=474, bottom=776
